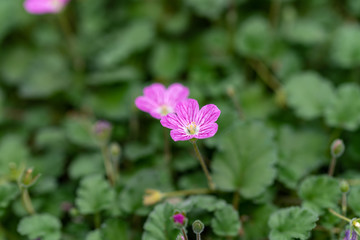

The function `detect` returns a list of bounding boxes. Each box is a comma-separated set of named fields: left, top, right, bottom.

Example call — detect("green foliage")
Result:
left=142, top=203, right=180, bottom=240
left=348, top=186, right=360, bottom=215
left=211, top=205, right=241, bottom=237
left=212, top=121, right=277, bottom=199
left=17, top=214, right=62, bottom=240
left=268, top=207, right=318, bottom=240
left=75, top=175, right=115, bottom=214
left=0, top=183, right=18, bottom=215
left=299, top=175, right=341, bottom=214
left=284, top=71, right=335, bottom=120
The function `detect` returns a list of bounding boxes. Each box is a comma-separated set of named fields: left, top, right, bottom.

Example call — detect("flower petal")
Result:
left=160, top=113, right=183, bottom=129
left=24, top=0, right=67, bottom=14
left=143, top=83, right=166, bottom=105
left=175, top=99, right=199, bottom=124
left=135, top=96, right=161, bottom=118
left=166, top=83, right=189, bottom=107
left=196, top=123, right=218, bottom=139
left=196, top=104, right=221, bottom=126
left=170, top=129, right=193, bottom=141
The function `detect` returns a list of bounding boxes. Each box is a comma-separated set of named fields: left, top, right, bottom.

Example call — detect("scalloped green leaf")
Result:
left=17, top=214, right=62, bottom=240
left=64, top=115, right=98, bottom=148
left=325, top=83, right=360, bottom=131
left=331, top=24, right=360, bottom=68
left=348, top=186, right=360, bottom=215
left=0, top=183, right=19, bottom=215
left=235, top=17, right=276, bottom=59
left=269, top=207, right=318, bottom=240
left=101, top=219, right=129, bottom=239
left=211, top=205, right=241, bottom=237
left=284, top=71, right=335, bottom=120
left=212, top=121, right=277, bottom=199
left=299, top=176, right=341, bottom=214
left=142, top=203, right=180, bottom=240
left=75, top=175, right=115, bottom=215
left=277, top=126, right=327, bottom=189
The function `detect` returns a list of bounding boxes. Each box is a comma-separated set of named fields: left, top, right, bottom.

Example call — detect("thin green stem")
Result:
left=101, top=146, right=115, bottom=186
left=190, top=140, right=215, bottom=190
left=248, top=59, right=281, bottom=92
left=21, top=188, right=35, bottom=215
left=232, top=191, right=240, bottom=210
left=328, top=208, right=351, bottom=223
left=181, top=228, right=188, bottom=240
left=328, top=157, right=337, bottom=176
left=342, top=193, right=347, bottom=216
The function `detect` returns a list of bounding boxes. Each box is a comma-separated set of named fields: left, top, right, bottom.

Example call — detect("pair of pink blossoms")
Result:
left=135, top=83, right=221, bottom=141
left=24, top=0, right=70, bottom=14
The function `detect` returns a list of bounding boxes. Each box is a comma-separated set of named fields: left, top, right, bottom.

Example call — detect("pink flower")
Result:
left=24, top=0, right=70, bottom=14
left=161, top=99, right=220, bottom=141
left=135, top=83, right=189, bottom=119
left=173, top=213, right=186, bottom=225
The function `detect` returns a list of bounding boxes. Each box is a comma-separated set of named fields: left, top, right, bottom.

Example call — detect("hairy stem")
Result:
left=21, top=188, right=35, bottom=215
left=181, top=228, right=188, bottom=240
left=191, top=140, right=215, bottom=190
left=328, top=208, right=351, bottom=223
left=101, top=146, right=116, bottom=186
left=328, top=157, right=337, bottom=176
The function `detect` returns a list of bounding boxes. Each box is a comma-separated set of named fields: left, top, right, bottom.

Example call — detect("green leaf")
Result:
left=124, top=142, right=156, bottom=162
left=184, top=0, right=230, bottom=19
left=17, top=214, right=62, bottom=240
left=0, top=135, right=29, bottom=177
left=64, top=115, right=98, bottom=148
left=95, top=20, right=155, bottom=68
left=331, top=24, right=360, bottom=68
left=189, top=195, right=227, bottom=212
left=212, top=121, right=277, bottom=199
left=284, top=71, right=335, bottom=120
left=277, top=126, right=327, bottom=189
left=235, top=17, right=276, bottom=59
left=268, top=207, right=318, bottom=240
left=101, top=219, right=129, bottom=240
left=299, top=176, right=341, bottom=214
left=75, top=175, right=115, bottom=214
left=0, top=183, right=19, bottom=215
left=142, top=203, right=180, bottom=240
left=243, top=204, right=277, bottom=240
left=282, top=19, right=326, bottom=45
left=86, top=230, right=101, bottom=240
left=348, top=186, right=360, bottom=215
left=87, top=66, right=142, bottom=86
left=211, top=205, right=241, bottom=237
left=68, top=153, right=104, bottom=180
left=35, top=127, right=66, bottom=150
left=325, top=83, right=360, bottom=131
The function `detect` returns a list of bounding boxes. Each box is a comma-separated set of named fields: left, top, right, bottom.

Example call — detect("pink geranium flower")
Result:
left=161, top=99, right=220, bottom=141
left=135, top=83, right=189, bottom=119
left=173, top=213, right=186, bottom=225
left=24, top=0, right=70, bottom=14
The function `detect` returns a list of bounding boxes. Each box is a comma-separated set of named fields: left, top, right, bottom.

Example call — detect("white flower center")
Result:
left=185, top=122, right=199, bottom=135
left=157, top=105, right=173, bottom=116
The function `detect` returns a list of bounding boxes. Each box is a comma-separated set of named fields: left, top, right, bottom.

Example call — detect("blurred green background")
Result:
left=2, top=0, right=360, bottom=239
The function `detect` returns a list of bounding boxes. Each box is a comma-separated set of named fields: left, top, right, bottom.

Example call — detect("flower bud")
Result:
left=331, top=139, right=345, bottom=158
left=19, top=167, right=41, bottom=188
left=172, top=210, right=187, bottom=228
left=109, top=142, right=121, bottom=160
left=340, top=180, right=350, bottom=193
left=93, top=120, right=112, bottom=144
left=192, top=220, right=205, bottom=234
left=143, top=189, right=164, bottom=206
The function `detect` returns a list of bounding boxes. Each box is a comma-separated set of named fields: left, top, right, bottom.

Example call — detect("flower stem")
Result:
left=342, top=193, right=347, bottom=216
left=181, top=228, right=188, bottom=240
left=190, top=140, right=215, bottom=190
left=232, top=191, right=240, bottom=210
left=94, top=212, right=101, bottom=229
left=328, top=208, right=351, bottom=223
left=328, top=157, right=337, bottom=176
left=101, top=146, right=116, bottom=186
left=21, top=188, right=35, bottom=215
left=196, top=234, right=201, bottom=240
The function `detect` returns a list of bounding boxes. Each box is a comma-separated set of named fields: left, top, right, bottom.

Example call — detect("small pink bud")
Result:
left=331, top=139, right=345, bottom=158
left=173, top=213, right=186, bottom=225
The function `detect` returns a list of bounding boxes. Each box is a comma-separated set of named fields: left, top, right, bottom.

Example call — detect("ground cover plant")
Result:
left=2, top=0, right=360, bottom=239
